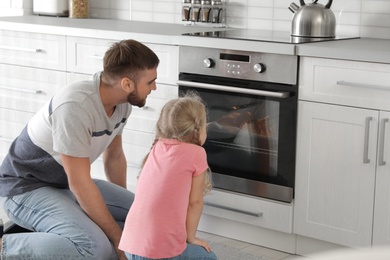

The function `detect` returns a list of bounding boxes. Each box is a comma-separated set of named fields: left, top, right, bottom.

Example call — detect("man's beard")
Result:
left=127, top=87, right=146, bottom=107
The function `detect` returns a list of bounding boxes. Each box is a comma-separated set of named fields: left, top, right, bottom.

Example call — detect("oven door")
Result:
left=178, top=73, right=297, bottom=203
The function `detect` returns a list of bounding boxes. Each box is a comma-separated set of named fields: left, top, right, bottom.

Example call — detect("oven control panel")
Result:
left=179, top=46, right=298, bottom=85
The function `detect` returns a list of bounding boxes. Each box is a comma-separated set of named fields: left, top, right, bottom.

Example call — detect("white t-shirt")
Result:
left=0, top=72, right=131, bottom=196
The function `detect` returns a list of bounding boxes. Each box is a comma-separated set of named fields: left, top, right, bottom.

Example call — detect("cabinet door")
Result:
left=373, top=111, right=390, bottom=246
left=294, top=101, right=378, bottom=248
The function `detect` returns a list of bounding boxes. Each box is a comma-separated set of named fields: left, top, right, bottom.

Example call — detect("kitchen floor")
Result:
left=197, top=231, right=305, bottom=260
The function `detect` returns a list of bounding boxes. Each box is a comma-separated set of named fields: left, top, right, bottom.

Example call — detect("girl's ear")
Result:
left=121, top=77, right=135, bottom=93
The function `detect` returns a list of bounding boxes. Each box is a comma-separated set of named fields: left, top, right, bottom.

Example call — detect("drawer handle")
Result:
left=0, top=136, right=14, bottom=142
left=363, top=116, right=373, bottom=164
left=204, top=202, right=263, bottom=217
left=0, top=85, right=42, bottom=94
left=337, top=80, right=390, bottom=90
left=0, top=45, right=42, bottom=53
left=89, top=55, right=104, bottom=60
left=378, top=118, right=389, bottom=166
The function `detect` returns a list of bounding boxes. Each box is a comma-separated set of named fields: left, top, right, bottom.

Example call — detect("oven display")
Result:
left=220, top=53, right=250, bottom=62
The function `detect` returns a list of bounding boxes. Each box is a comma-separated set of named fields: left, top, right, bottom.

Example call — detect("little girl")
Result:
left=119, top=93, right=217, bottom=260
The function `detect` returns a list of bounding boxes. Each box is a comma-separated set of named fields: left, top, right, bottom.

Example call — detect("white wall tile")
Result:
left=132, top=1, right=153, bottom=12
left=90, top=0, right=110, bottom=9
left=362, top=1, right=390, bottom=14
left=0, top=1, right=11, bottom=8
left=3, top=0, right=390, bottom=39
left=247, top=7, right=273, bottom=20
left=111, top=0, right=129, bottom=10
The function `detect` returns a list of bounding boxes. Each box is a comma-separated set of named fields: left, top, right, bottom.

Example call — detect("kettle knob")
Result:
left=289, top=2, right=299, bottom=13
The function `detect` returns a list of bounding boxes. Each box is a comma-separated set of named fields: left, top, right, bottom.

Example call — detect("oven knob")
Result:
left=253, top=63, right=266, bottom=73
left=203, top=58, right=214, bottom=68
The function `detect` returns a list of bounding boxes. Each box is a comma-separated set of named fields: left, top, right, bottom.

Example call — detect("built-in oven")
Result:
left=177, top=46, right=298, bottom=203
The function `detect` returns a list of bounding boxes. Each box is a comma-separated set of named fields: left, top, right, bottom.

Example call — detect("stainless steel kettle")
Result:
left=289, top=0, right=336, bottom=38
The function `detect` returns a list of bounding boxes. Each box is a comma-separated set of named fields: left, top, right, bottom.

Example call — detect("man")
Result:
left=0, top=39, right=159, bottom=259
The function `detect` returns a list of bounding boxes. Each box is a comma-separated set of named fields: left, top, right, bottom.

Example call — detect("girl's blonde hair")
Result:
left=141, top=92, right=212, bottom=194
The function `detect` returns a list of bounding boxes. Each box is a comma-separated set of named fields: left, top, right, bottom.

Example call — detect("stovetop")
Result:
left=183, top=29, right=359, bottom=44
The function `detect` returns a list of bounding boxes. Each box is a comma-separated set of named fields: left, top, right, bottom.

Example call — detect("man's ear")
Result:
left=121, top=77, right=135, bottom=93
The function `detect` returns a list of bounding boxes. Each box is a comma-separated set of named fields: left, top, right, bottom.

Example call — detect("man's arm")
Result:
left=103, top=135, right=127, bottom=188
left=61, top=154, right=125, bottom=259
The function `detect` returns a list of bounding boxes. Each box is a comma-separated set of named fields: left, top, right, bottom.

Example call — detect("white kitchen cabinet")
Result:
left=294, top=56, right=390, bottom=248
left=294, top=101, right=378, bottom=247
left=373, top=111, right=390, bottom=246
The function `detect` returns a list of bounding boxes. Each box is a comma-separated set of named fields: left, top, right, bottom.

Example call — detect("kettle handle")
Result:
left=325, top=0, right=333, bottom=9
left=299, top=0, right=305, bottom=6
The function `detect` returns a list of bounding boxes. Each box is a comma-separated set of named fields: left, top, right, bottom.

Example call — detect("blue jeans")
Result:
left=124, top=243, right=217, bottom=260
left=0, top=179, right=134, bottom=260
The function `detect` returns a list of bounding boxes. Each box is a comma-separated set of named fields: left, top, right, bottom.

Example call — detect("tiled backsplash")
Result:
left=3, top=0, right=390, bottom=39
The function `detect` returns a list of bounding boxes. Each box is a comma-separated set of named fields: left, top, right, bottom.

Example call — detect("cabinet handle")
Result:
left=378, top=118, right=389, bottom=166
left=0, top=85, right=42, bottom=94
left=89, top=55, right=104, bottom=60
left=337, top=80, right=390, bottom=90
left=204, top=202, right=263, bottom=217
left=0, top=45, right=42, bottom=53
left=0, top=136, right=14, bottom=142
left=363, top=116, right=373, bottom=164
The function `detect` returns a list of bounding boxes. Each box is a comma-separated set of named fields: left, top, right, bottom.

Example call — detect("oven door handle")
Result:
left=177, top=80, right=290, bottom=98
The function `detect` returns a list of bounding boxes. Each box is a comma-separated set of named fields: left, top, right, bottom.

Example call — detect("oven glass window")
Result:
left=202, top=90, right=281, bottom=184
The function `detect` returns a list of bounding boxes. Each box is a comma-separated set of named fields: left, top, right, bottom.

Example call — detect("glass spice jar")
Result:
left=69, top=0, right=89, bottom=18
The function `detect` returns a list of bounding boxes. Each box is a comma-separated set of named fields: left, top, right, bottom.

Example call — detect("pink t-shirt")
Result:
left=119, top=138, right=209, bottom=258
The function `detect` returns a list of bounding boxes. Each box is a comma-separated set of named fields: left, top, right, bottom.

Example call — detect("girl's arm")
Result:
left=186, top=170, right=212, bottom=252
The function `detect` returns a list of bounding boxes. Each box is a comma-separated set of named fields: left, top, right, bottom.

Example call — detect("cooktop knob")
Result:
left=203, top=58, right=214, bottom=68
left=253, top=63, right=266, bottom=73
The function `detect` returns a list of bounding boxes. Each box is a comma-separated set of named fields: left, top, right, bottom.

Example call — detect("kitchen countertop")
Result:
left=0, top=16, right=390, bottom=63
left=0, top=15, right=296, bottom=55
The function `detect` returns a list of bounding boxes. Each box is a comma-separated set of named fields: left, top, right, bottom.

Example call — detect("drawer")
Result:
left=0, top=30, right=66, bottom=70
left=66, top=72, right=92, bottom=85
left=122, top=129, right=154, bottom=148
left=91, top=158, right=140, bottom=193
left=0, top=108, right=33, bottom=140
left=299, top=57, right=390, bottom=110
left=67, top=37, right=111, bottom=75
left=126, top=116, right=157, bottom=133
left=123, top=142, right=150, bottom=167
left=0, top=108, right=34, bottom=165
left=67, top=37, right=178, bottom=85
left=0, top=139, right=13, bottom=164
left=203, top=189, right=293, bottom=233
left=131, top=96, right=169, bottom=120
left=0, top=64, right=66, bottom=113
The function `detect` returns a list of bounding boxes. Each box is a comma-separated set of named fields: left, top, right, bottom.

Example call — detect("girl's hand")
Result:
left=189, top=237, right=212, bottom=252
